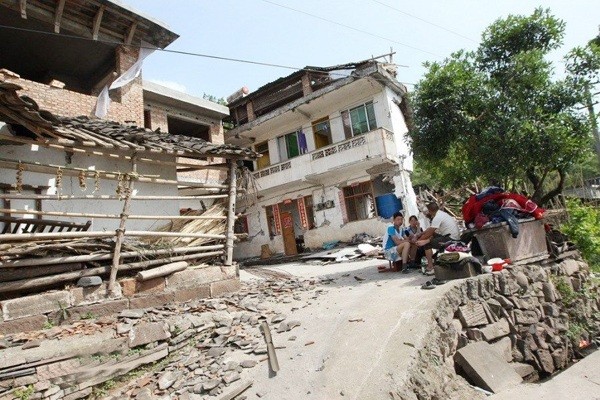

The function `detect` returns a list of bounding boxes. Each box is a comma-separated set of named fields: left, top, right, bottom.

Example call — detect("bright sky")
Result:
left=125, top=0, right=599, bottom=100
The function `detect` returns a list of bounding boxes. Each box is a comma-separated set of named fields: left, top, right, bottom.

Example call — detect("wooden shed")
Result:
left=0, top=81, right=258, bottom=299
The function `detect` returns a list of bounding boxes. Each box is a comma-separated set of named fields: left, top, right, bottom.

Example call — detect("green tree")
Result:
left=566, top=34, right=600, bottom=169
left=408, top=8, right=591, bottom=205
left=203, top=93, right=228, bottom=106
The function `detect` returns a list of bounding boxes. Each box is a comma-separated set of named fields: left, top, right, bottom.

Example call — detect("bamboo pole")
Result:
left=0, top=231, right=227, bottom=242
left=108, top=155, right=136, bottom=295
left=122, top=251, right=222, bottom=270
left=0, top=157, right=157, bottom=180
left=0, top=158, right=228, bottom=188
left=0, top=208, right=228, bottom=220
left=0, top=245, right=225, bottom=268
left=224, top=160, right=237, bottom=266
left=0, top=251, right=224, bottom=294
left=0, top=194, right=228, bottom=201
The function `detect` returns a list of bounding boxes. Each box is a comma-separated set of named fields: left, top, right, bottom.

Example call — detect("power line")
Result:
left=259, top=0, right=441, bottom=57
left=370, top=0, right=478, bottom=43
left=0, top=24, right=415, bottom=87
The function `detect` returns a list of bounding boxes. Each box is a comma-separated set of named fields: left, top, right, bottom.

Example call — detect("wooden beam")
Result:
left=108, top=154, right=136, bottom=294
left=136, top=261, right=189, bottom=281
left=125, top=21, right=138, bottom=45
left=0, top=230, right=226, bottom=242
left=92, top=5, right=105, bottom=40
left=19, top=0, right=27, bottom=18
left=0, top=208, right=229, bottom=220
left=0, top=134, right=233, bottom=169
left=0, top=252, right=223, bottom=293
left=1, top=245, right=224, bottom=268
left=224, top=160, right=237, bottom=266
left=54, top=0, right=66, bottom=33
left=0, top=194, right=228, bottom=201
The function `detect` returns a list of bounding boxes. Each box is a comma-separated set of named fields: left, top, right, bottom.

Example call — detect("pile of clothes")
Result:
left=462, top=186, right=545, bottom=238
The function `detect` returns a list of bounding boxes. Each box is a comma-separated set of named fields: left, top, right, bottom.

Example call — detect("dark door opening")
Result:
left=167, top=116, right=210, bottom=141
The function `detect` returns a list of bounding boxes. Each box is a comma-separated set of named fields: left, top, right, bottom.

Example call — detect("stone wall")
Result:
left=394, top=256, right=600, bottom=399
left=0, top=266, right=239, bottom=335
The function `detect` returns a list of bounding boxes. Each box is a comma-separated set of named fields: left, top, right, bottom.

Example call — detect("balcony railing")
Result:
left=252, top=128, right=395, bottom=180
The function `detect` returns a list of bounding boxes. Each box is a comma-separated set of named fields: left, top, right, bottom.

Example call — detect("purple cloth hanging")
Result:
left=298, top=130, right=308, bottom=154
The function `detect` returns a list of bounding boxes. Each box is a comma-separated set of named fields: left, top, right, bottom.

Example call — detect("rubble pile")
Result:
left=0, top=276, right=331, bottom=400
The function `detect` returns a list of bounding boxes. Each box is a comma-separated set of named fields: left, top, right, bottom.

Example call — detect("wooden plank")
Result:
left=92, top=5, right=105, bottom=40
left=125, top=21, right=138, bottom=45
left=2, top=263, right=85, bottom=282
left=54, top=0, right=66, bottom=33
left=218, top=381, right=253, bottom=400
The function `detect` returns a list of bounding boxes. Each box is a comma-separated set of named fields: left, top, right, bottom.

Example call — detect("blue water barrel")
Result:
left=375, top=194, right=403, bottom=219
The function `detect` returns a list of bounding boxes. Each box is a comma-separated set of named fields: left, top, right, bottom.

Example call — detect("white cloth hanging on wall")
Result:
left=94, top=43, right=155, bottom=118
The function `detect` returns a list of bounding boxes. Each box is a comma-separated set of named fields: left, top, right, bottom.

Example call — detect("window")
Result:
left=312, top=117, right=332, bottom=149
left=266, top=205, right=277, bottom=237
left=255, top=142, right=270, bottom=170
left=234, top=215, right=249, bottom=236
left=304, top=195, right=315, bottom=229
left=143, top=110, right=152, bottom=129
left=343, top=181, right=376, bottom=222
left=277, top=131, right=303, bottom=161
left=341, top=102, right=377, bottom=138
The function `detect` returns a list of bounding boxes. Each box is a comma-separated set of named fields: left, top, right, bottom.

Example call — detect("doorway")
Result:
left=280, top=211, right=298, bottom=256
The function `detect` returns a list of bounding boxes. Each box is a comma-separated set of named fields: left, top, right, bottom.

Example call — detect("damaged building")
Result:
left=0, top=0, right=258, bottom=333
left=0, top=0, right=229, bottom=193
left=226, top=59, right=418, bottom=258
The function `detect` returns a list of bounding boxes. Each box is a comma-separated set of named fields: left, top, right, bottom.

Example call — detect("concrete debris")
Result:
left=454, top=341, right=522, bottom=393
left=120, top=309, right=146, bottom=319
left=0, top=273, right=332, bottom=400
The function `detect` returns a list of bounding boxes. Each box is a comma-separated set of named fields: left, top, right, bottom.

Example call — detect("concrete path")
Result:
left=237, top=258, right=459, bottom=400
left=490, top=350, right=600, bottom=400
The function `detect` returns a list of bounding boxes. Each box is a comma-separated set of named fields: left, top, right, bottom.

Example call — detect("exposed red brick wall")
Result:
left=0, top=46, right=144, bottom=126
left=147, top=106, right=169, bottom=132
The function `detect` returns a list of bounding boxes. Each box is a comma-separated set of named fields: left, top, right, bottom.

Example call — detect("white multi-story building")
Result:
left=226, top=60, right=418, bottom=259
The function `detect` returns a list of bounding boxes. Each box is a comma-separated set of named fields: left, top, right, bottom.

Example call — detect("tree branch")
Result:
left=539, top=169, right=566, bottom=206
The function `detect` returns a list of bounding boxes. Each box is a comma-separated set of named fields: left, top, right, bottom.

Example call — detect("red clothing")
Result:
left=462, top=192, right=544, bottom=224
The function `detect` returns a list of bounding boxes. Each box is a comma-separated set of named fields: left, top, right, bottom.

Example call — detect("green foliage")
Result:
left=91, top=379, right=116, bottom=398
left=553, top=275, right=577, bottom=305
left=80, top=312, right=96, bottom=320
left=561, top=199, right=600, bottom=271
left=14, top=385, right=34, bottom=400
left=203, top=93, right=228, bottom=106
left=565, top=321, right=586, bottom=342
left=408, top=8, right=592, bottom=205
left=42, top=320, right=55, bottom=330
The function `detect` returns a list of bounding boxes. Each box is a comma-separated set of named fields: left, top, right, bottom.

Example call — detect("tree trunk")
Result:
left=538, top=169, right=566, bottom=206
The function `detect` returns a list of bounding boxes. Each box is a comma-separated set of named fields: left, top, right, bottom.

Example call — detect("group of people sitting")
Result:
left=379, top=202, right=461, bottom=275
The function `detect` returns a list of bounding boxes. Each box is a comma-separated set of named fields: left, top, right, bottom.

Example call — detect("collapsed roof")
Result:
left=0, top=82, right=259, bottom=159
